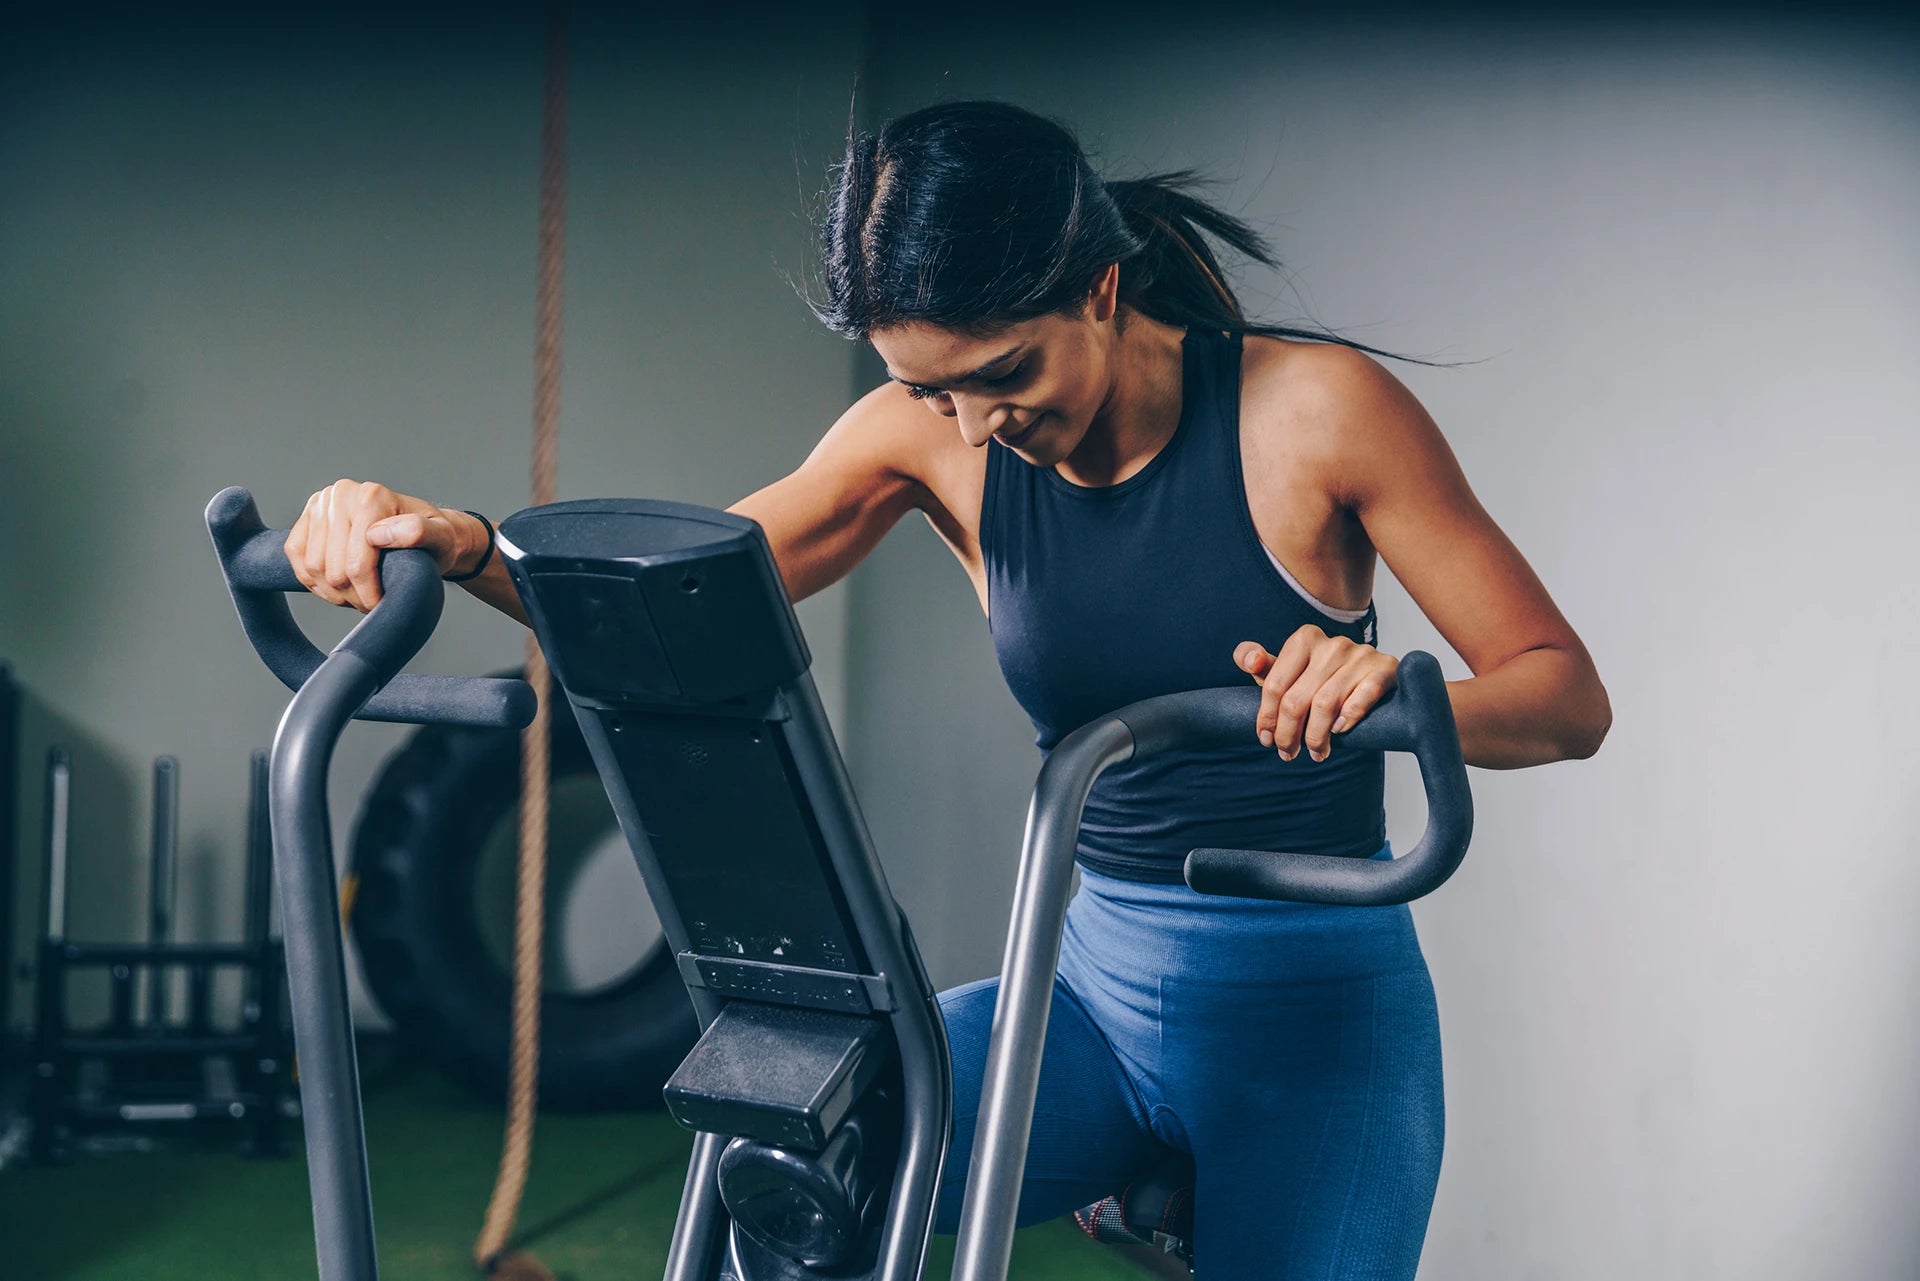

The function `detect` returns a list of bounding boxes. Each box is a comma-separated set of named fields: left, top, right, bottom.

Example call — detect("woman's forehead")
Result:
left=870, top=317, right=1051, bottom=382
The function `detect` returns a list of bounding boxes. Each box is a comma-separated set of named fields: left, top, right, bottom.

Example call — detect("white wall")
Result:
left=852, top=9, right=1920, bottom=1278
left=0, top=5, right=868, bottom=1022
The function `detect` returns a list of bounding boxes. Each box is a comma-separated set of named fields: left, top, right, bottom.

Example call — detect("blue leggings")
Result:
left=930, top=846, right=1444, bottom=1280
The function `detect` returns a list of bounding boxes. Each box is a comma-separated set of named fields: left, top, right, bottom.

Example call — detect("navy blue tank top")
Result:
left=982, top=328, right=1387, bottom=884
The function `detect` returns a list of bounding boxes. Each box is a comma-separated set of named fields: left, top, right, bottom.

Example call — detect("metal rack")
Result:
left=29, top=749, right=293, bottom=1161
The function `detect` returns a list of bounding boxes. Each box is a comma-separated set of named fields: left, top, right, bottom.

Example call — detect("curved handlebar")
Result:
left=205, top=487, right=536, bottom=730
left=950, top=650, right=1472, bottom=1279
left=1115, top=649, right=1472, bottom=905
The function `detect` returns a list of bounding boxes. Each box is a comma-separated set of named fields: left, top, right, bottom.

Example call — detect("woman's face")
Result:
left=868, top=272, right=1120, bottom=464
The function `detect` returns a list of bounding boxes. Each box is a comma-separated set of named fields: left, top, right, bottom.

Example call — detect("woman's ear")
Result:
left=1087, top=262, right=1120, bottom=323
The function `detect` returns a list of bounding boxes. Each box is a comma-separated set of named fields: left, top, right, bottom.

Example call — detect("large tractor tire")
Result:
left=347, top=688, right=696, bottom=1112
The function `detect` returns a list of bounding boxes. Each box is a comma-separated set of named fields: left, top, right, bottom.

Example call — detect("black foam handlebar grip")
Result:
left=1117, top=650, right=1472, bottom=906
left=205, top=487, right=536, bottom=729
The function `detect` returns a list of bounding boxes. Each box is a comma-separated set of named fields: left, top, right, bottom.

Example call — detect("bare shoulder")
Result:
left=810, top=379, right=936, bottom=487
left=1238, top=334, right=1451, bottom=509
left=728, top=379, right=980, bottom=605
left=810, top=379, right=986, bottom=537
left=860, top=375, right=987, bottom=508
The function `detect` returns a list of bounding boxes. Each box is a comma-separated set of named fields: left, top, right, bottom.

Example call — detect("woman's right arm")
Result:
left=285, top=385, right=930, bottom=623
left=727, top=386, right=930, bottom=605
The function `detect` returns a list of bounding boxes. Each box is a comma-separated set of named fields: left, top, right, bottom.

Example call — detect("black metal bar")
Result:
left=60, top=1097, right=270, bottom=1124
left=148, top=756, right=179, bottom=1027
left=30, top=938, right=65, bottom=1163
left=54, top=942, right=263, bottom=966
left=26, top=732, right=297, bottom=1162
left=247, top=943, right=291, bottom=1158
left=188, top=964, right=213, bottom=1035
left=109, top=963, right=135, bottom=1034
left=1, top=662, right=18, bottom=1047
left=56, top=1033, right=265, bottom=1056
left=245, top=750, right=273, bottom=950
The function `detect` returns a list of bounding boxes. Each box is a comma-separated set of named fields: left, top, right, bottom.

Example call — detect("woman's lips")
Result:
left=998, top=414, right=1044, bottom=449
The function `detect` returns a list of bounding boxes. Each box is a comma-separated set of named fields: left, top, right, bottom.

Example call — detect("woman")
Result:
left=288, top=101, right=1609, bottom=1278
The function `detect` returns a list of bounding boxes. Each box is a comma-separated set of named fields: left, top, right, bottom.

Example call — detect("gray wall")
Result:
left=0, top=6, right=868, bottom=1023
left=851, top=9, right=1920, bottom=1280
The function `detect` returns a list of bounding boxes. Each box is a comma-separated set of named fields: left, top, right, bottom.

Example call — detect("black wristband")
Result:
left=442, top=510, right=496, bottom=583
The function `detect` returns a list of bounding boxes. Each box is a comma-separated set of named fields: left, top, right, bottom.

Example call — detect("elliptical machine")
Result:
left=206, top=488, right=1472, bottom=1281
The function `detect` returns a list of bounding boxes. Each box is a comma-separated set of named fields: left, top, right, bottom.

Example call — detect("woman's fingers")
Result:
left=367, top=511, right=425, bottom=553
left=1255, top=627, right=1320, bottom=754
left=1242, top=627, right=1400, bottom=762
left=293, top=488, right=350, bottom=607
left=282, top=479, right=450, bottom=614
left=322, top=480, right=361, bottom=608
left=343, top=485, right=410, bottom=612
left=372, top=509, right=475, bottom=578
left=1299, top=654, right=1399, bottom=762
left=1270, top=634, right=1348, bottom=760
left=284, top=495, right=315, bottom=596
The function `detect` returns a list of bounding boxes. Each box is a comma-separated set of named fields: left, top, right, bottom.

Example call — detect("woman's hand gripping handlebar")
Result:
left=205, top=486, right=535, bottom=729
left=1116, top=649, right=1472, bottom=905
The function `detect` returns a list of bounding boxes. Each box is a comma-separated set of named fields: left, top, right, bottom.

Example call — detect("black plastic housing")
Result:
left=496, top=497, right=955, bottom=1281
left=665, top=1002, right=889, bottom=1150
left=496, top=499, right=809, bottom=709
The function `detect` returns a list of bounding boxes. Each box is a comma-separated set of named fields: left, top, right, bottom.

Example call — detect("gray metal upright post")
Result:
left=272, top=658, right=385, bottom=1281
left=42, top=748, right=71, bottom=946
left=949, top=719, right=1135, bottom=1281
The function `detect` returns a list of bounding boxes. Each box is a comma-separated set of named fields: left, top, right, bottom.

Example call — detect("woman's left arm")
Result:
left=1242, top=346, right=1612, bottom=771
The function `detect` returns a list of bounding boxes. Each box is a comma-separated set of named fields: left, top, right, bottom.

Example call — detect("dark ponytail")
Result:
left=809, top=100, right=1442, bottom=366
left=1103, top=172, right=1251, bottom=329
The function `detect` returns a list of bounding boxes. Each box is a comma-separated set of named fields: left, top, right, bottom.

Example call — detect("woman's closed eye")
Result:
left=903, top=362, right=1028, bottom=401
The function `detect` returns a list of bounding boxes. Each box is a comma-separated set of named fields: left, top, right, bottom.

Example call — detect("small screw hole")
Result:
left=680, top=574, right=701, bottom=594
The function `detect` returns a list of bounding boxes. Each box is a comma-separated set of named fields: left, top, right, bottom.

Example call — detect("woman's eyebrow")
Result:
left=887, top=344, right=1026, bottom=388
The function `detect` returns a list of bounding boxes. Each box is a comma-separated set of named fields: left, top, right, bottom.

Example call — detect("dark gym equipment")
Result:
left=496, top=499, right=957, bottom=1281
left=1069, top=1150, right=1197, bottom=1262
left=348, top=689, right=696, bottom=1112
left=28, top=748, right=294, bottom=1161
left=206, top=486, right=1471, bottom=1281
left=2, top=662, right=18, bottom=1062
left=208, top=486, right=539, bottom=1280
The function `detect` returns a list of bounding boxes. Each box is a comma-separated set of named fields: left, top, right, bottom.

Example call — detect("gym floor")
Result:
left=0, top=1042, right=1147, bottom=1281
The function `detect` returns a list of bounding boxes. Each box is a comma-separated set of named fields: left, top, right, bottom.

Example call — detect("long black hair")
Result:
left=809, top=100, right=1440, bottom=365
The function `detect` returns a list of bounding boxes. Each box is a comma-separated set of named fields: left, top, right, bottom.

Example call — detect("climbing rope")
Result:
left=473, top=7, right=566, bottom=1278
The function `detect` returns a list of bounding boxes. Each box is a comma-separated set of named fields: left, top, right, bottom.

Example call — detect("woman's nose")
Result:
left=959, top=402, right=1013, bottom=448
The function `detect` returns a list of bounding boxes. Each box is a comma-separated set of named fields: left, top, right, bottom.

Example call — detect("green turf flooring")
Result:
left=1, top=1050, right=1151, bottom=1281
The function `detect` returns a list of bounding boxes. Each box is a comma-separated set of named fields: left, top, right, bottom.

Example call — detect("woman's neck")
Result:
left=1057, top=312, right=1189, bottom=488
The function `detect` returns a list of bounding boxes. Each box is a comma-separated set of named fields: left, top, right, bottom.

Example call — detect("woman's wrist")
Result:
left=444, top=510, right=496, bottom=582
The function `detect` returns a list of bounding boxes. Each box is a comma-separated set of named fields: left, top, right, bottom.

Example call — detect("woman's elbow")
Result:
left=1562, top=677, right=1613, bottom=760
